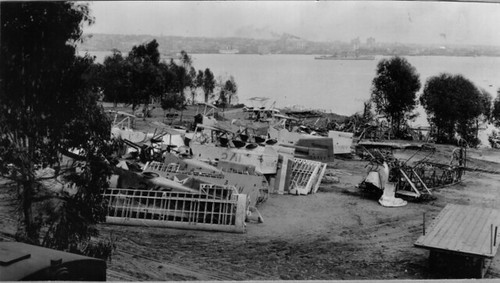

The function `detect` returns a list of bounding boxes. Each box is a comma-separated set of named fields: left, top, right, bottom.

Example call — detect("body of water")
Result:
left=85, top=51, right=500, bottom=126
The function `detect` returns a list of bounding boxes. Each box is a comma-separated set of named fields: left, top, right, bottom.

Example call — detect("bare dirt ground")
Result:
left=1, top=105, right=500, bottom=280
left=97, top=145, right=500, bottom=281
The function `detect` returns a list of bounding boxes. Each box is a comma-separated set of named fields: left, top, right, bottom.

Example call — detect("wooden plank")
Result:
left=417, top=205, right=457, bottom=247
left=415, top=204, right=500, bottom=258
left=444, top=205, right=484, bottom=252
left=462, top=209, right=494, bottom=255
left=476, top=211, right=500, bottom=257
left=432, top=205, right=481, bottom=251
left=277, top=155, right=289, bottom=194
left=456, top=208, right=493, bottom=253
left=444, top=205, right=480, bottom=250
left=312, top=164, right=327, bottom=194
left=304, top=164, right=320, bottom=194
left=470, top=210, right=495, bottom=256
left=430, top=205, right=468, bottom=249
left=416, top=204, right=460, bottom=246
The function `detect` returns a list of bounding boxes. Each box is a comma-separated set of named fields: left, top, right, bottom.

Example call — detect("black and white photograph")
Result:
left=2, top=0, right=500, bottom=280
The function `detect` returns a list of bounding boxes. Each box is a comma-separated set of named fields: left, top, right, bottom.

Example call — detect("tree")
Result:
left=168, top=59, right=192, bottom=97
left=218, top=91, right=228, bottom=110
left=172, top=51, right=198, bottom=105
left=371, top=56, right=421, bottom=138
left=167, top=53, right=197, bottom=122
left=492, top=89, right=500, bottom=127
left=101, top=50, right=131, bottom=107
left=478, top=88, right=493, bottom=121
left=126, top=40, right=164, bottom=113
left=161, top=93, right=186, bottom=120
left=129, top=39, right=160, bottom=66
left=223, top=76, right=238, bottom=106
left=195, top=70, right=205, bottom=102
left=159, top=61, right=177, bottom=94
left=201, top=68, right=216, bottom=103
left=179, top=50, right=192, bottom=68
left=216, top=76, right=238, bottom=110
left=216, top=76, right=228, bottom=110
left=420, top=73, right=483, bottom=145
left=0, top=2, right=113, bottom=257
left=188, top=67, right=198, bottom=104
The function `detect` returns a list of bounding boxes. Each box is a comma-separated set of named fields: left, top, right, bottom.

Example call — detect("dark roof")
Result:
left=0, top=242, right=106, bottom=281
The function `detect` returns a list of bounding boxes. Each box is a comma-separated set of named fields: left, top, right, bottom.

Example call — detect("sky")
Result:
left=83, top=1, right=500, bottom=46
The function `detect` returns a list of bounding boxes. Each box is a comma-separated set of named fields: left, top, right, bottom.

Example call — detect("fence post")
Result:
left=423, top=212, right=426, bottom=235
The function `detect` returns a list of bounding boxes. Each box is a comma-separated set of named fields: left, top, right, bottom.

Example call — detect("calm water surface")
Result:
left=86, top=51, right=500, bottom=126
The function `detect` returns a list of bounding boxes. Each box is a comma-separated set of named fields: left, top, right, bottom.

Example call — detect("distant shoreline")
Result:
left=79, top=49, right=500, bottom=58
left=78, top=33, right=500, bottom=58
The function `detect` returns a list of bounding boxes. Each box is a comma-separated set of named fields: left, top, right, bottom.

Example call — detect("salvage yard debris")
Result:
left=103, top=105, right=338, bottom=232
left=357, top=144, right=466, bottom=202
left=3, top=100, right=500, bottom=279
left=103, top=184, right=248, bottom=233
left=143, top=159, right=269, bottom=208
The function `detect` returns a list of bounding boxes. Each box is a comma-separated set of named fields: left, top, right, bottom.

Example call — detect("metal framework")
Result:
left=360, top=146, right=466, bottom=200
left=143, top=161, right=269, bottom=207
left=413, top=162, right=464, bottom=188
left=289, top=158, right=327, bottom=195
left=392, top=166, right=433, bottom=199
left=102, top=184, right=247, bottom=233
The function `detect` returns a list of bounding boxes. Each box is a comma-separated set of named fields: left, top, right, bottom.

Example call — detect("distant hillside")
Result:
left=78, top=33, right=315, bottom=55
left=78, top=33, right=500, bottom=57
left=233, top=25, right=282, bottom=40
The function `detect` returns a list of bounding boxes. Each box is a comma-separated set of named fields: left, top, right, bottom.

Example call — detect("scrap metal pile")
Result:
left=104, top=106, right=343, bottom=233
left=358, top=144, right=467, bottom=202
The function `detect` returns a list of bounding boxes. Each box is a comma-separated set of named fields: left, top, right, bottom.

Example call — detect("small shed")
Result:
left=415, top=204, right=500, bottom=278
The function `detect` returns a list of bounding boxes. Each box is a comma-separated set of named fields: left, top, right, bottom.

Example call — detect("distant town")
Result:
left=80, top=33, right=500, bottom=57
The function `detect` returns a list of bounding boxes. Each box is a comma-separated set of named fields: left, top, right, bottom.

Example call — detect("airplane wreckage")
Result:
left=43, top=104, right=468, bottom=234
left=104, top=107, right=333, bottom=233
left=357, top=143, right=467, bottom=206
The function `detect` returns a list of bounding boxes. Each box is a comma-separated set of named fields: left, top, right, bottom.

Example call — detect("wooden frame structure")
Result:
left=103, top=185, right=247, bottom=233
left=288, top=158, right=327, bottom=195
left=415, top=204, right=500, bottom=278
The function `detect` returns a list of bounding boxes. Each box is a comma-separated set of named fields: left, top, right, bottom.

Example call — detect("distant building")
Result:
left=350, top=37, right=361, bottom=51
left=366, top=37, right=376, bottom=49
